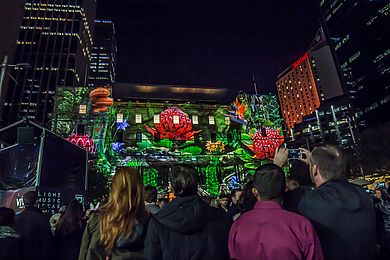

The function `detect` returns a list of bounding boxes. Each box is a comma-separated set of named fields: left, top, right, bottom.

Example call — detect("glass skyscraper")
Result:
left=318, top=0, right=390, bottom=128
left=1, top=0, right=96, bottom=126
left=88, top=19, right=117, bottom=87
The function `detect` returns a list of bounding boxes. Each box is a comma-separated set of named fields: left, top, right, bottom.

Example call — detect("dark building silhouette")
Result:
left=0, top=0, right=96, bottom=126
left=318, top=0, right=390, bottom=129
left=88, top=19, right=117, bottom=87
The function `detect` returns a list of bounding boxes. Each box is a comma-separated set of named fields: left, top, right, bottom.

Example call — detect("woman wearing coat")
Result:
left=79, top=167, right=149, bottom=260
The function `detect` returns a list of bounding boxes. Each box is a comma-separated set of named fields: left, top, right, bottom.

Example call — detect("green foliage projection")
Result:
left=52, top=87, right=89, bottom=136
left=89, top=92, right=286, bottom=194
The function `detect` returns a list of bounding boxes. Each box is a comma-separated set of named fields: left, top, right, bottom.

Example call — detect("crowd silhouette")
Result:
left=0, top=144, right=389, bottom=260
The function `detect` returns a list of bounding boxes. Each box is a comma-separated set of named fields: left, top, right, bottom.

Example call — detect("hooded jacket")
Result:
left=144, top=195, right=232, bottom=260
left=78, top=212, right=149, bottom=260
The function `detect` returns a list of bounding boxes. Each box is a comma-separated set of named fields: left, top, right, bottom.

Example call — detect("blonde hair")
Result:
left=99, top=167, right=147, bottom=253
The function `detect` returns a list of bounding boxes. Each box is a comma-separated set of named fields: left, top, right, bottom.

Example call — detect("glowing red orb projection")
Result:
left=146, top=107, right=201, bottom=140
left=246, top=128, right=284, bottom=159
left=67, top=134, right=96, bottom=153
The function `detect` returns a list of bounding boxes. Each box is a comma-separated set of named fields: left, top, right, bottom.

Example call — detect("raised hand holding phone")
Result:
left=298, top=147, right=311, bottom=165
left=274, top=146, right=288, bottom=168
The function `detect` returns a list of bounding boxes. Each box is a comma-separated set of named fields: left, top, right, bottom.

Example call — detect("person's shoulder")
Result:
left=88, top=212, right=101, bottom=226
left=205, top=202, right=232, bottom=223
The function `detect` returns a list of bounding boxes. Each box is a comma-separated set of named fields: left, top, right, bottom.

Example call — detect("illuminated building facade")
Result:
left=276, top=28, right=357, bottom=149
left=88, top=19, right=116, bottom=87
left=318, top=0, right=390, bottom=128
left=276, top=52, right=321, bottom=130
left=1, top=0, right=96, bottom=126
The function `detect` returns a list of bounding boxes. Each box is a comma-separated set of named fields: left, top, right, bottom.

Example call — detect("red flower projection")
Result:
left=246, top=128, right=284, bottom=159
left=146, top=107, right=201, bottom=140
left=67, top=134, right=96, bottom=154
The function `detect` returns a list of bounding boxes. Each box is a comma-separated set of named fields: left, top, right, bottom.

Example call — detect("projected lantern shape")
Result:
left=89, top=87, right=113, bottom=113
left=145, top=107, right=201, bottom=140
left=245, top=127, right=284, bottom=159
left=67, top=134, right=96, bottom=153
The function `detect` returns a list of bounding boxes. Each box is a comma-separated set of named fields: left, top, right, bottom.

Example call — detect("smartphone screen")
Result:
left=288, top=149, right=301, bottom=159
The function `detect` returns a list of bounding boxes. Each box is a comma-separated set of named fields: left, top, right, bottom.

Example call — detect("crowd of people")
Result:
left=0, top=144, right=389, bottom=260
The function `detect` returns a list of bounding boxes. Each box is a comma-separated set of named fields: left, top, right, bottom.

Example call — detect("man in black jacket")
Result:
left=144, top=164, right=232, bottom=260
left=15, top=191, right=52, bottom=259
left=279, top=145, right=376, bottom=260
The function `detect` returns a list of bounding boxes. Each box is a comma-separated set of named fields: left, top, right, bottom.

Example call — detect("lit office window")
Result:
left=192, top=115, right=199, bottom=124
left=79, top=105, right=87, bottom=114
left=135, top=114, right=142, bottom=124
left=173, top=115, right=180, bottom=124
left=116, top=113, right=124, bottom=123
left=154, top=114, right=160, bottom=123
left=209, top=116, right=215, bottom=125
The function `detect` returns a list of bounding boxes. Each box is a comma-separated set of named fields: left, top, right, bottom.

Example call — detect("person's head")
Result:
left=286, top=178, right=300, bottom=191
left=219, top=194, right=229, bottom=208
left=385, top=182, right=389, bottom=189
left=144, top=185, right=158, bottom=203
left=252, top=164, right=286, bottom=202
left=231, top=188, right=243, bottom=205
left=99, top=167, right=147, bottom=253
left=57, top=199, right=83, bottom=236
left=0, top=207, right=15, bottom=227
left=23, top=191, right=38, bottom=207
left=309, top=144, right=346, bottom=187
left=239, top=180, right=257, bottom=214
left=374, top=189, right=382, bottom=200
left=169, top=164, right=198, bottom=197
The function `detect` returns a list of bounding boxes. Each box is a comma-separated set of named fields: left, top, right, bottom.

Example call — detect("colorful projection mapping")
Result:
left=55, top=90, right=284, bottom=195
left=93, top=92, right=284, bottom=195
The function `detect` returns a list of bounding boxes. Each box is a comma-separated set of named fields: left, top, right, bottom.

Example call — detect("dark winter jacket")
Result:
left=78, top=212, right=149, bottom=260
left=15, top=206, right=52, bottom=260
left=284, top=180, right=376, bottom=260
left=0, top=226, right=21, bottom=260
left=145, top=203, right=161, bottom=214
left=144, top=195, right=232, bottom=260
left=53, top=221, right=86, bottom=260
left=375, top=199, right=390, bottom=233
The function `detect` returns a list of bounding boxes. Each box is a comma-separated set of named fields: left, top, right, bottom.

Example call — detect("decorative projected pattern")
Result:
left=67, top=134, right=96, bottom=153
left=206, top=141, right=225, bottom=153
left=225, top=98, right=247, bottom=125
left=145, top=107, right=201, bottom=140
left=91, top=92, right=285, bottom=195
left=245, top=128, right=284, bottom=159
left=90, top=87, right=113, bottom=113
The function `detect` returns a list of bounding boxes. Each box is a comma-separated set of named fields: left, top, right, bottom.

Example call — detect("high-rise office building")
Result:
left=318, top=0, right=390, bottom=128
left=0, top=0, right=96, bottom=126
left=276, top=28, right=356, bottom=149
left=88, top=19, right=117, bottom=87
left=276, top=52, right=321, bottom=130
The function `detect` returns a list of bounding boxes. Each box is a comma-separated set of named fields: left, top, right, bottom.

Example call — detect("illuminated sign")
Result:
left=293, top=52, right=309, bottom=68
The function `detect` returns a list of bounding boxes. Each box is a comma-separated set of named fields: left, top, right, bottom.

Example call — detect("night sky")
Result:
left=97, top=0, right=320, bottom=96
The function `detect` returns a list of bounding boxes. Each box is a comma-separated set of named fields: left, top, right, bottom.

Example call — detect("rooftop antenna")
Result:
left=252, top=74, right=258, bottom=95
